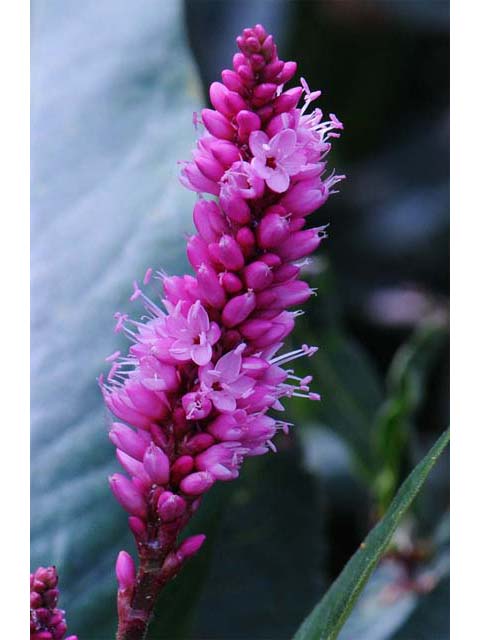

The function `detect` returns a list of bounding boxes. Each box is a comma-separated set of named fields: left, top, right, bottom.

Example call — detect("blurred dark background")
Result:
left=31, top=1, right=449, bottom=638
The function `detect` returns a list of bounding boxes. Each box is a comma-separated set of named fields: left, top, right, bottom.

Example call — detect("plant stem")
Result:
left=115, top=543, right=173, bottom=640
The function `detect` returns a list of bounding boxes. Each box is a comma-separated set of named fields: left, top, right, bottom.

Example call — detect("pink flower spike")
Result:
left=116, top=551, right=136, bottom=590
left=101, top=25, right=344, bottom=624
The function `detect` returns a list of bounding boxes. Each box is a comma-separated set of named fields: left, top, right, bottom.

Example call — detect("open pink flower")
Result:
left=167, top=300, right=220, bottom=366
left=220, top=160, right=265, bottom=200
left=249, top=129, right=306, bottom=193
left=199, top=347, right=255, bottom=413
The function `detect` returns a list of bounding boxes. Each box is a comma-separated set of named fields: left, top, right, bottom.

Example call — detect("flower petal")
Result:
left=188, top=300, right=209, bottom=334
left=249, top=130, right=269, bottom=160
left=215, top=349, right=242, bottom=383
left=210, top=390, right=237, bottom=413
left=252, top=157, right=273, bottom=180
left=169, top=339, right=193, bottom=361
left=266, top=166, right=290, bottom=193
left=270, top=129, right=296, bottom=159
left=225, top=375, right=255, bottom=398
left=191, top=342, right=212, bottom=366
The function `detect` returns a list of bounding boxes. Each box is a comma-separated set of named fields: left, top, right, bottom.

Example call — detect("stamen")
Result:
left=143, top=267, right=153, bottom=285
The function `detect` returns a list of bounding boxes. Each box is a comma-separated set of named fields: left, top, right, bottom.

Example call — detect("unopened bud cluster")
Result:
left=101, top=23, right=343, bottom=601
left=30, top=567, right=77, bottom=640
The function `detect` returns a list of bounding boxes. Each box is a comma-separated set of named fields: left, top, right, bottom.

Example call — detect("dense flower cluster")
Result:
left=101, top=23, right=343, bottom=612
left=30, top=567, right=77, bottom=640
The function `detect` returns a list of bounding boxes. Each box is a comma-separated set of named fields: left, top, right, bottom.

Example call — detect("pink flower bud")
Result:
left=209, top=81, right=232, bottom=117
left=232, top=52, right=247, bottom=71
left=221, top=69, right=245, bottom=93
left=236, top=226, right=256, bottom=250
left=116, top=450, right=151, bottom=488
left=257, top=212, right=290, bottom=248
left=171, top=455, right=195, bottom=482
left=180, top=162, right=220, bottom=195
left=280, top=178, right=328, bottom=217
left=162, top=274, right=196, bottom=305
left=272, top=86, right=303, bottom=114
left=197, top=263, right=226, bottom=308
left=109, top=474, right=147, bottom=518
left=201, top=108, right=236, bottom=140
left=210, top=140, right=241, bottom=167
left=253, top=82, right=277, bottom=101
left=243, top=261, right=273, bottom=291
left=258, top=252, right=282, bottom=268
left=236, top=109, right=261, bottom=141
left=207, top=414, right=243, bottom=440
left=251, top=314, right=294, bottom=348
left=195, top=154, right=225, bottom=182
left=276, top=228, right=324, bottom=261
left=128, top=516, right=147, bottom=540
left=276, top=60, right=297, bottom=84
left=237, top=64, right=254, bottom=83
left=273, top=263, right=301, bottom=283
left=109, top=423, right=148, bottom=461
left=115, top=551, right=136, bottom=590
left=42, top=588, right=59, bottom=608
left=157, top=491, right=187, bottom=522
left=184, top=432, right=215, bottom=454
left=31, top=592, right=42, bottom=608
left=209, top=235, right=245, bottom=270
left=177, top=534, right=206, bottom=560
left=225, top=90, right=248, bottom=115
left=221, top=291, right=256, bottom=327
left=221, top=272, right=243, bottom=293
left=239, top=318, right=272, bottom=340
left=257, top=280, right=314, bottom=309
left=220, top=192, right=251, bottom=224
left=180, top=471, right=215, bottom=495
left=263, top=59, right=284, bottom=81
left=143, top=444, right=170, bottom=485
left=187, top=235, right=211, bottom=270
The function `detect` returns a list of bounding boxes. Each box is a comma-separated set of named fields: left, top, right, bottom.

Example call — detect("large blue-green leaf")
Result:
left=292, top=429, right=449, bottom=640
left=31, top=2, right=201, bottom=638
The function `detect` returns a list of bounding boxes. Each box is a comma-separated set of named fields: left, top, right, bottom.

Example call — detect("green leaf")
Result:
left=373, top=323, right=448, bottom=510
left=31, top=3, right=203, bottom=638
left=292, top=429, right=450, bottom=640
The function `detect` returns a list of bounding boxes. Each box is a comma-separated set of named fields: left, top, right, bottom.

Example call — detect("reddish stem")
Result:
left=115, top=546, right=171, bottom=640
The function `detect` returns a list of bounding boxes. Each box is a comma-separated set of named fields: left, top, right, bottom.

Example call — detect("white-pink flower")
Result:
left=249, top=128, right=306, bottom=193
left=167, top=300, right=220, bottom=366
left=199, top=347, right=255, bottom=413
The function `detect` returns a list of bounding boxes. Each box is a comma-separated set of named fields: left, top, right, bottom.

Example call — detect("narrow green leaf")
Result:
left=292, top=429, right=450, bottom=640
left=373, top=322, right=447, bottom=510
